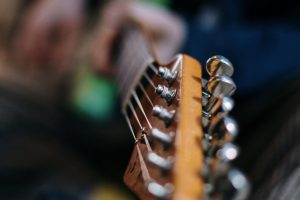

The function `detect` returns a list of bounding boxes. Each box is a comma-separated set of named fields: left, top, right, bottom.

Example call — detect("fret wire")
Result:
left=149, top=63, right=158, bottom=74
left=143, top=73, right=156, bottom=89
left=128, top=101, right=143, bottom=129
left=138, top=83, right=154, bottom=107
left=132, top=90, right=153, bottom=129
left=123, top=109, right=138, bottom=142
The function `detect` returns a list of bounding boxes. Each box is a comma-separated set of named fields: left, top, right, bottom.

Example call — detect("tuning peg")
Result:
left=204, top=115, right=238, bottom=155
left=206, top=75, right=236, bottom=98
left=206, top=55, right=234, bottom=77
left=208, top=114, right=238, bottom=140
left=155, top=85, right=177, bottom=104
left=152, top=106, right=175, bottom=127
left=202, top=96, right=234, bottom=127
left=150, top=128, right=174, bottom=150
left=147, top=181, right=173, bottom=199
left=217, top=143, right=239, bottom=162
left=212, top=168, right=250, bottom=200
left=147, top=152, right=174, bottom=172
left=158, top=67, right=178, bottom=85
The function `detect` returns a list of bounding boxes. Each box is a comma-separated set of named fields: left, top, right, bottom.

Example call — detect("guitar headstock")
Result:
left=122, top=54, right=250, bottom=200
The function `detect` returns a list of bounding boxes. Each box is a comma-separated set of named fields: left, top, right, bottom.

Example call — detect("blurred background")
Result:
left=0, top=0, right=300, bottom=199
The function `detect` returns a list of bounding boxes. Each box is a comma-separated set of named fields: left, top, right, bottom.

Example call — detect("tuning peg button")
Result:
left=217, top=143, right=239, bottom=162
left=147, top=182, right=173, bottom=199
left=206, top=75, right=236, bottom=97
left=206, top=55, right=234, bottom=77
left=150, top=128, right=174, bottom=150
left=208, top=114, right=238, bottom=142
left=152, top=106, right=175, bottom=127
left=202, top=96, right=234, bottom=127
left=204, top=115, right=238, bottom=155
left=158, top=67, right=177, bottom=85
left=147, top=152, right=174, bottom=171
left=155, top=85, right=177, bottom=104
left=212, top=169, right=250, bottom=200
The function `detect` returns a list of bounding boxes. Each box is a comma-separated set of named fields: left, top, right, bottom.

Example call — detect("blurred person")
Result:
left=0, top=0, right=183, bottom=200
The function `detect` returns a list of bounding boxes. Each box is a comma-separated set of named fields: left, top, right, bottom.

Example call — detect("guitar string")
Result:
left=123, top=109, right=138, bottom=142
left=143, top=73, right=156, bottom=89
left=143, top=134, right=153, bottom=152
left=132, top=90, right=153, bottom=129
left=136, top=144, right=152, bottom=182
left=138, top=82, right=154, bottom=107
left=128, top=101, right=152, bottom=151
left=128, top=101, right=143, bottom=129
left=149, top=63, right=158, bottom=74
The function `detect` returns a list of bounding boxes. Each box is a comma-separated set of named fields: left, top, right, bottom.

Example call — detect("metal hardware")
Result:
left=150, top=128, right=174, bottom=150
left=213, top=168, right=250, bottom=200
left=155, top=85, right=177, bottom=104
left=206, top=55, right=234, bottom=77
left=208, top=114, right=238, bottom=141
left=152, top=106, right=175, bottom=127
left=147, top=152, right=174, bottom=171
left=158, top=67, right=177, bottom=85
left=147, top=182, right=173, bottom=199
left=206, top=75, right=236, bottom=98
left=217, top=143, right=239, bottom=162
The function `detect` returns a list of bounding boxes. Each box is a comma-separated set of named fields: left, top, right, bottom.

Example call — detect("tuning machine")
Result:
left=152, top=106, right=175, bottom=127
left=150, top=128, right=174, bottom=150
left=202, top=96, right=234, bottom=127
left=155, top=85, right=177, bottom=104
left=211, top=168, right=250, bottom=200
left=146, top=181, right=173, bottom=200
left=202, top=56, right=236, bottom=107
left=158, top=66, right=178, bottom=85
left=206, top=55, right=234, bottom=77
left=147, top=152, right=174, bottom=174
left=203, top=113, right=238, bottom=157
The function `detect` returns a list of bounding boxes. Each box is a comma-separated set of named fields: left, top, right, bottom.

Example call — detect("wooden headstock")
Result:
left=122, top=55, right=204, bottom=200
left=114, top=24, right=250, bottom=200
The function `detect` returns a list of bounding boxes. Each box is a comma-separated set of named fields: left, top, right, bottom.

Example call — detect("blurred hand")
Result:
left=14, top=0, right=85, bottom=73
left=90, top=1, right=185, bottom=75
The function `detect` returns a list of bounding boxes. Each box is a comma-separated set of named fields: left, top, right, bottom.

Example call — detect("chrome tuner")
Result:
left=147, top=182, right=173, bottom=199
left=150, top=128, right=174, bottom=150
left=147, top=152, right=174, bottom=171
left=206, top=55, right=234, bottom=77
left=152, top=106, right=175, bottom=127
left=158, top=67, right=177, bottom=85
left=155, top=85, right=177, bottom=104
left=206, top=75, right=236, bottom=98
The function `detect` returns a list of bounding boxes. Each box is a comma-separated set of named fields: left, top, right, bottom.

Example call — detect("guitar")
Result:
left=113, top=23, right=250, bottom=200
